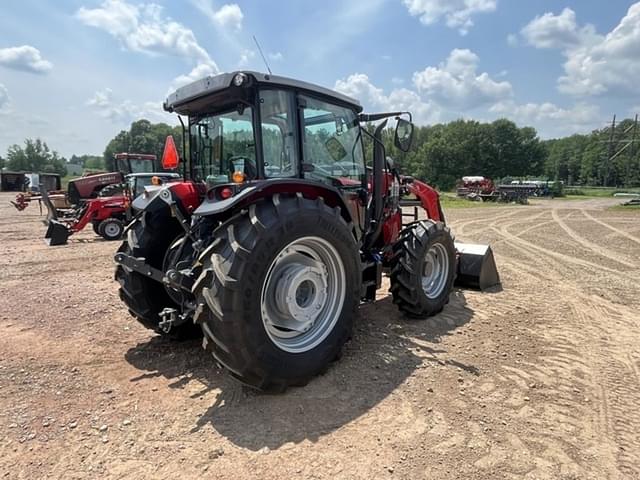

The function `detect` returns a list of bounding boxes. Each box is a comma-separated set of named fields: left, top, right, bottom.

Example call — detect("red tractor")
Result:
left=43, top=172, right=181, bottom=245
left=114, top=71, right=499, bottom=391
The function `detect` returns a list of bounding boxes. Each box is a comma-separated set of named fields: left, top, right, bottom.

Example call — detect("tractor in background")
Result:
left=43, top=172, right=180, bottom=245
left=114, top=71, right=500, bottom=391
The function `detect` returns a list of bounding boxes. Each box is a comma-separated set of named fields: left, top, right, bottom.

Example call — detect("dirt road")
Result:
left=1, top=193, right=639, bottom=479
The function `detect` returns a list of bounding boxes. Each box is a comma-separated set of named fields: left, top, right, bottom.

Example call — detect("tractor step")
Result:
left=454, top=242, right=500, bottom=291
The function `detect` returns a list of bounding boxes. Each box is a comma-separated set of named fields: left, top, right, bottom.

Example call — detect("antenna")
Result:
left=253, top=35, right=272, bottom=75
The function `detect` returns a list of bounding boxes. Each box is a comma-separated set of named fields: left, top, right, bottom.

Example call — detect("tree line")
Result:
left=2, top=117, right=638, bottom=190
left=376, top=117, right=639, bottom=190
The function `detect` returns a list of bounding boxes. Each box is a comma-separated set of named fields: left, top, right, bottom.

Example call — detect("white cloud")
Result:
left=0, top=45, right=53, bottom=74
left=169, top=63, right=217, bottom=91
left=402, top=0, right=497, bottom=35
left=521, top=3, right=640, bottom=98
left=268, top=52, right=284, bottom=61
left=521, top=7, right=600, bottom=50
left=0, top=84, right=9, bottom=113
left=238, top=49, right=255, bottom=68
left=412, top=48, right=512, bottom=109
left=86, top=88, right=170, bottom=123
left=506, top=33, right=518, bottom=47
left=214, top=4, right=244, bottom=30
left=334, top=73, right=440, bottom=124
left=489, top=100, right=600, bottom=137
left=76, top=0, right=217, bottom=68
left=193, top=1, right=244, bottom=31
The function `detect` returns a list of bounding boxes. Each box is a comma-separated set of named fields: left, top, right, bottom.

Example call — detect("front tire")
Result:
left=193, top=194, right=360, bottom=391
left=389, top=220, right=455, bottom=318
left=98, top=218, right=124, bottom=241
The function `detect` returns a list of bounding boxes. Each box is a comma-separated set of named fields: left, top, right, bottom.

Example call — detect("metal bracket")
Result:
left=165, top=268, right=195, bottom=291
left=114, top=252, right=165, bottom=284
left=115, top=252, right=196, bottom=293
left=158, top=308, right=188, bottom=333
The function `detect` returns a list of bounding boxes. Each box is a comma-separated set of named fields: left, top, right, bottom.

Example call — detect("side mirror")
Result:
left=161, top=135, right=179, bottom=170
left=394, top=118, right=414, bottom=153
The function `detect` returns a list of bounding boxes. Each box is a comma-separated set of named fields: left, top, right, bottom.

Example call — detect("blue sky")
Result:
left=0, top=0, right=639, bottom=158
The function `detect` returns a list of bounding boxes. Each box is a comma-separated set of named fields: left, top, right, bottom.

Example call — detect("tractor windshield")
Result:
left=115, top=157, right=154, bottom=175
left=189, top=108, right=257, bottom=185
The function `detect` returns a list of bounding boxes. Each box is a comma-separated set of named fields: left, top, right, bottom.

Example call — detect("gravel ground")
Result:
left=0, top=193, right=639, bottom=479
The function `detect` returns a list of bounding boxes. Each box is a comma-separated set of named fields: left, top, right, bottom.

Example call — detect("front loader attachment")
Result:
left=454, top=242, right=500, bottom=290
left=41, top=187, right=71, bottom=246
left=44, top=219, right=72, bottom=246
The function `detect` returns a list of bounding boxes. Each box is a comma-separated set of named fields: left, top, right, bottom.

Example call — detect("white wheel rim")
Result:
left=421, top=242, right=450, bottom=299
left=104, top=223, right=121, bottom=237
left=261, top=236, right=346, bottom=353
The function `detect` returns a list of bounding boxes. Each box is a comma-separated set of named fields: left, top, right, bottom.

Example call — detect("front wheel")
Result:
left=98, top=218, right=124, bottom=241
left=389, top=220, right=456, bottom=318
left=193, top=194, right=360, bottom=391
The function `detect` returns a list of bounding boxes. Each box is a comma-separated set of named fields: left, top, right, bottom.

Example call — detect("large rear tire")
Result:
left=115, top=219, right=201, bottom=339
left=193, top=194, right=360, bottom=391
left=389, top=220, right=455, bottom=318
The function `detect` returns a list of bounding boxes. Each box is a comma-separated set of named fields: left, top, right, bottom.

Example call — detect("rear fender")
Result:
left=194, top=179, right=354, bottom=226
left=131, top=181, right=201, bottom=216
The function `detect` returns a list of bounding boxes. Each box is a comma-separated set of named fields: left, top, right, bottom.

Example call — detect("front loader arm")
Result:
left=407, top=179, right=445, bottom=223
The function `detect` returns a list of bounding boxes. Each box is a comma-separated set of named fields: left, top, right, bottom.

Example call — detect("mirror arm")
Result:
left=359, top=111, right=412, bottom=123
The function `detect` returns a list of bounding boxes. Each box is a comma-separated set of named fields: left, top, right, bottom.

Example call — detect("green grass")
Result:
left=608, top=203, right=640, bottom=211
left=564, top=187, right=640, bottom=198
left=439, top=193, right=516, bottom=208
left=61, top=174, right=74, bottom=189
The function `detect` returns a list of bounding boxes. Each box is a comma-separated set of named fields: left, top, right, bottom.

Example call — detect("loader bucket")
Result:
left=44, top=219, right=71, bottom=246
left=454, top=242, right=500, bottom=290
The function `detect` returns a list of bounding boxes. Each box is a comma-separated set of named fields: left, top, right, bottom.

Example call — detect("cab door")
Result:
left=298, top=94, right=367, bottom=238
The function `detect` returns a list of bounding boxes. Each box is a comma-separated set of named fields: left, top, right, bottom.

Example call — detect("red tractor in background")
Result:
left=43, top=171, right=181, bottom=245
left=114, top=71, right=499, bottom=391
left=12, top=153, right=158, bottom=213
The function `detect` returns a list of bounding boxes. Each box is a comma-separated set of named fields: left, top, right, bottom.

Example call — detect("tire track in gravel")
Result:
left=492, top=218, right=634, bottom=280
left=470, top=206, right=640, bottom=478
left=551, top=209, right=638, bottom=268
left=448, top=208, right=523, bottom=237
left=581, top=209, right=640, bottom=245
left=569, top=297, right=640, bottom=478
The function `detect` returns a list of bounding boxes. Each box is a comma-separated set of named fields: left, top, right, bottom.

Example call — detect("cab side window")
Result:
left=300, top=95, right=365, bottom=186
left=260, top=90, right=298, bottom=178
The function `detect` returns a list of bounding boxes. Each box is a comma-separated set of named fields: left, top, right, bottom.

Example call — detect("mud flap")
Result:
left=454, top=242, right=500, bottom=290
left=45, top=219, right=71, bottom=246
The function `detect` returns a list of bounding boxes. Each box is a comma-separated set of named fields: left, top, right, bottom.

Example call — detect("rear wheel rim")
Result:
left=261, top=236, right=346, bottom=353
left=104, top=223, right=121, bottom=237
left=421, top=242, right=450, bottom=299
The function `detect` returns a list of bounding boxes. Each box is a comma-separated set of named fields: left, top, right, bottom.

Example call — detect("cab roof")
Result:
left=164, top=71, right=362, bottom=116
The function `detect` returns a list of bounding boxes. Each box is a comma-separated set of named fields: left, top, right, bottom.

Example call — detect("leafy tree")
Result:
left=5, top=138, right=67, bottom=176
left=103, top=120, right=183, bottom=171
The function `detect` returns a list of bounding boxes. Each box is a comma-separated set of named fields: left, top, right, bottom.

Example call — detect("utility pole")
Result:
left=605, top=115, right=616, bottom=187
left=628, top=114, right=638, bottom=186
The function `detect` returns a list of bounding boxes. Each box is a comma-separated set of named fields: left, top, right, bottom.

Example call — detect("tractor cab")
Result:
left=162, top=71, right=414, bottom=240
left=114, top=153, right=157, bottom=175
